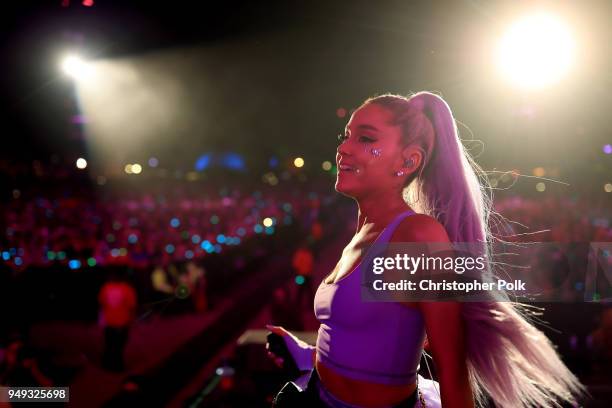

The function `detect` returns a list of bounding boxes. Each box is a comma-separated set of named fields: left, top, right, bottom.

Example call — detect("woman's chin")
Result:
left=334, top=180, right=357, bottom=197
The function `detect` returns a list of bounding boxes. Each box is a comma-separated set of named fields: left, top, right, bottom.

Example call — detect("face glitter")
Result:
left=370, top=148, right=382, bottom=157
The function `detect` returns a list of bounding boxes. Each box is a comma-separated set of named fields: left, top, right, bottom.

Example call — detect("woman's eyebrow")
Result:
left=346, top=124, right=380, bottom=133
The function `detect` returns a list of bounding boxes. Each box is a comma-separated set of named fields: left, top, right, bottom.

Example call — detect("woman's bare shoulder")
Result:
left=390, top=213, right=450, bottom=243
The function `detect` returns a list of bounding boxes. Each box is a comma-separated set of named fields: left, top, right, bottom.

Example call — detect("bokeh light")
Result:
left=532, top=167, right=545, bottom=177
left=131, top=163, right=142, bottom=174
left=293, top=157, right=304, bottom=168
left=76, top=158, right=87, bottom=169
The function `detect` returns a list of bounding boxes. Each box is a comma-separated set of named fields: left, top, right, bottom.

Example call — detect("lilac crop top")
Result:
left=314, top=210, right=426, bottom=386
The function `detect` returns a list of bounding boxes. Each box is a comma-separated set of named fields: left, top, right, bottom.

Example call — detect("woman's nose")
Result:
left=337, top=140, right=352, bottom=156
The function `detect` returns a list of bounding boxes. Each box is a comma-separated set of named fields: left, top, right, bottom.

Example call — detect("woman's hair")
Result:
left=365, top=92, right=586, bottom=408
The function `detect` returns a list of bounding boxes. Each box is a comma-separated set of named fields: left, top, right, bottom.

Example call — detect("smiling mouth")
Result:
left=338, top=164, right=358, bottom=172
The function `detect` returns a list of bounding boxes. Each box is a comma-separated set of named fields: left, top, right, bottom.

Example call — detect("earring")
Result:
left=395, top=170, right=405, bottom=177
left=370, top=148, right=382, bottom=157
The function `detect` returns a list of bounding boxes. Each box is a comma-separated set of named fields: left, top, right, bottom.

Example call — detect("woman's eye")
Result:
left=359, top=136, right=376, bottom=143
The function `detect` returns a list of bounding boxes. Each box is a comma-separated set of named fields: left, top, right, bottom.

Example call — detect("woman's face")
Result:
left=335, top=103, right=406, bottom=198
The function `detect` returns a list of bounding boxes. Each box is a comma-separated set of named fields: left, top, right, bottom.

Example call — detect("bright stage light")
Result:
left=497, top=14, right=575, bottom=89
left=294, top=157, right=304, bottom=168
left=61, top=55, right=95, bottom=81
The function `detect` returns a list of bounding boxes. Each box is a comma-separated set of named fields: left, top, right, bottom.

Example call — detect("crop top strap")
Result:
left=376, top=210, right=416, bottom=244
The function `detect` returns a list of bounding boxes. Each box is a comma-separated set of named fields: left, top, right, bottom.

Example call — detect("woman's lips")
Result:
left=338, top=164, right=357, bottom=172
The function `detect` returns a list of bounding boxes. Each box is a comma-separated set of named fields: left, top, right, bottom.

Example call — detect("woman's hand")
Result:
left=265, top=325, right=315, bottom=372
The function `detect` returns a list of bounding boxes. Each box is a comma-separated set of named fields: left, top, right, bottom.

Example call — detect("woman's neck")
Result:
left=356, top=192, right=412, bottom=232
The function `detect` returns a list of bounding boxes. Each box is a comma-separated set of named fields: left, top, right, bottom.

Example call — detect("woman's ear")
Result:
left=401, top=146, right=424, bottom=171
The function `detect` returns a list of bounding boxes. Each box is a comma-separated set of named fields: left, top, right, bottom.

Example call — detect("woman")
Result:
left=267, top=92, right=584, bottom=407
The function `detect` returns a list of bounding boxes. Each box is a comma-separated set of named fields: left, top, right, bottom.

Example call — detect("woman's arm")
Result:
left=419, top=301, right=474, bottom=408
left=392, top=215, right=474, bottom=408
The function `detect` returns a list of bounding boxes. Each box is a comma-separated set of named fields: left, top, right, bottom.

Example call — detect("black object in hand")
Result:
left=267, top=332, right=301, bottom=377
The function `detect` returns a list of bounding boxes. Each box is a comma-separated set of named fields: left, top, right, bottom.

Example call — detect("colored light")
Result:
left=14, top=257, right=23, bottom=266
left=170, top=218, right=181, bottom=228
left=165, top=244, right=175, bottom=254
left=210, top=215, right=220, bottom=225
left=148, top=157, right=159, bottom=167
left=106, top=233, right=115, bottom=243
left=532, top=167, right=545, bottom=177
left=254, top=224, right=263, bottom=233
left=294, top=157, right=305, bottom=168
left=263, top=217, right=274, bottom=227
left=132, top=163, right=142, bottom=174
left=214, top=244, right=222, bottom=253
left=282, top=203, right=292, bottom=212
left=68, top=259, right=81, bottom=269
left=111, top=248, right=120, bottom=257
left=57, top=251, right=66, bottom=260
left=2, top=251, right=10, bottom=261
left=191, top=234, right=201, bottom=244
left=322, top=161, right=332, bottom=171
left=87, top=257, right=97, bottom=267
left=221, top=153, right=246, bottom=170
left=119, top=248, right=127, bottom=256
left=124, top=164, right=133, bottom=174
left=265, top=226, right=275, bottom=235
left=175, top=284, right=190, bottom=299
left=269, top=157, right=279, bottom=168
left=535, top=182, right=546, bottom=192
left=128, top=234, right=138, bottom=244
left=604, top=183, right=612, bottom=193
left=604, top=144, right=612, bottom=155
left=295, top=275, right=305, bottom=285
left=336, top=107, right=347, bottom=118
left=216, top=234, right=226, bottom=244
left=236, top=228, right=246, bottom=236
left=185, top=250, right=194, bottom=259
left=76, top=158, right=87, bottom=169
left=195, top=154, right=212, bottom=171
